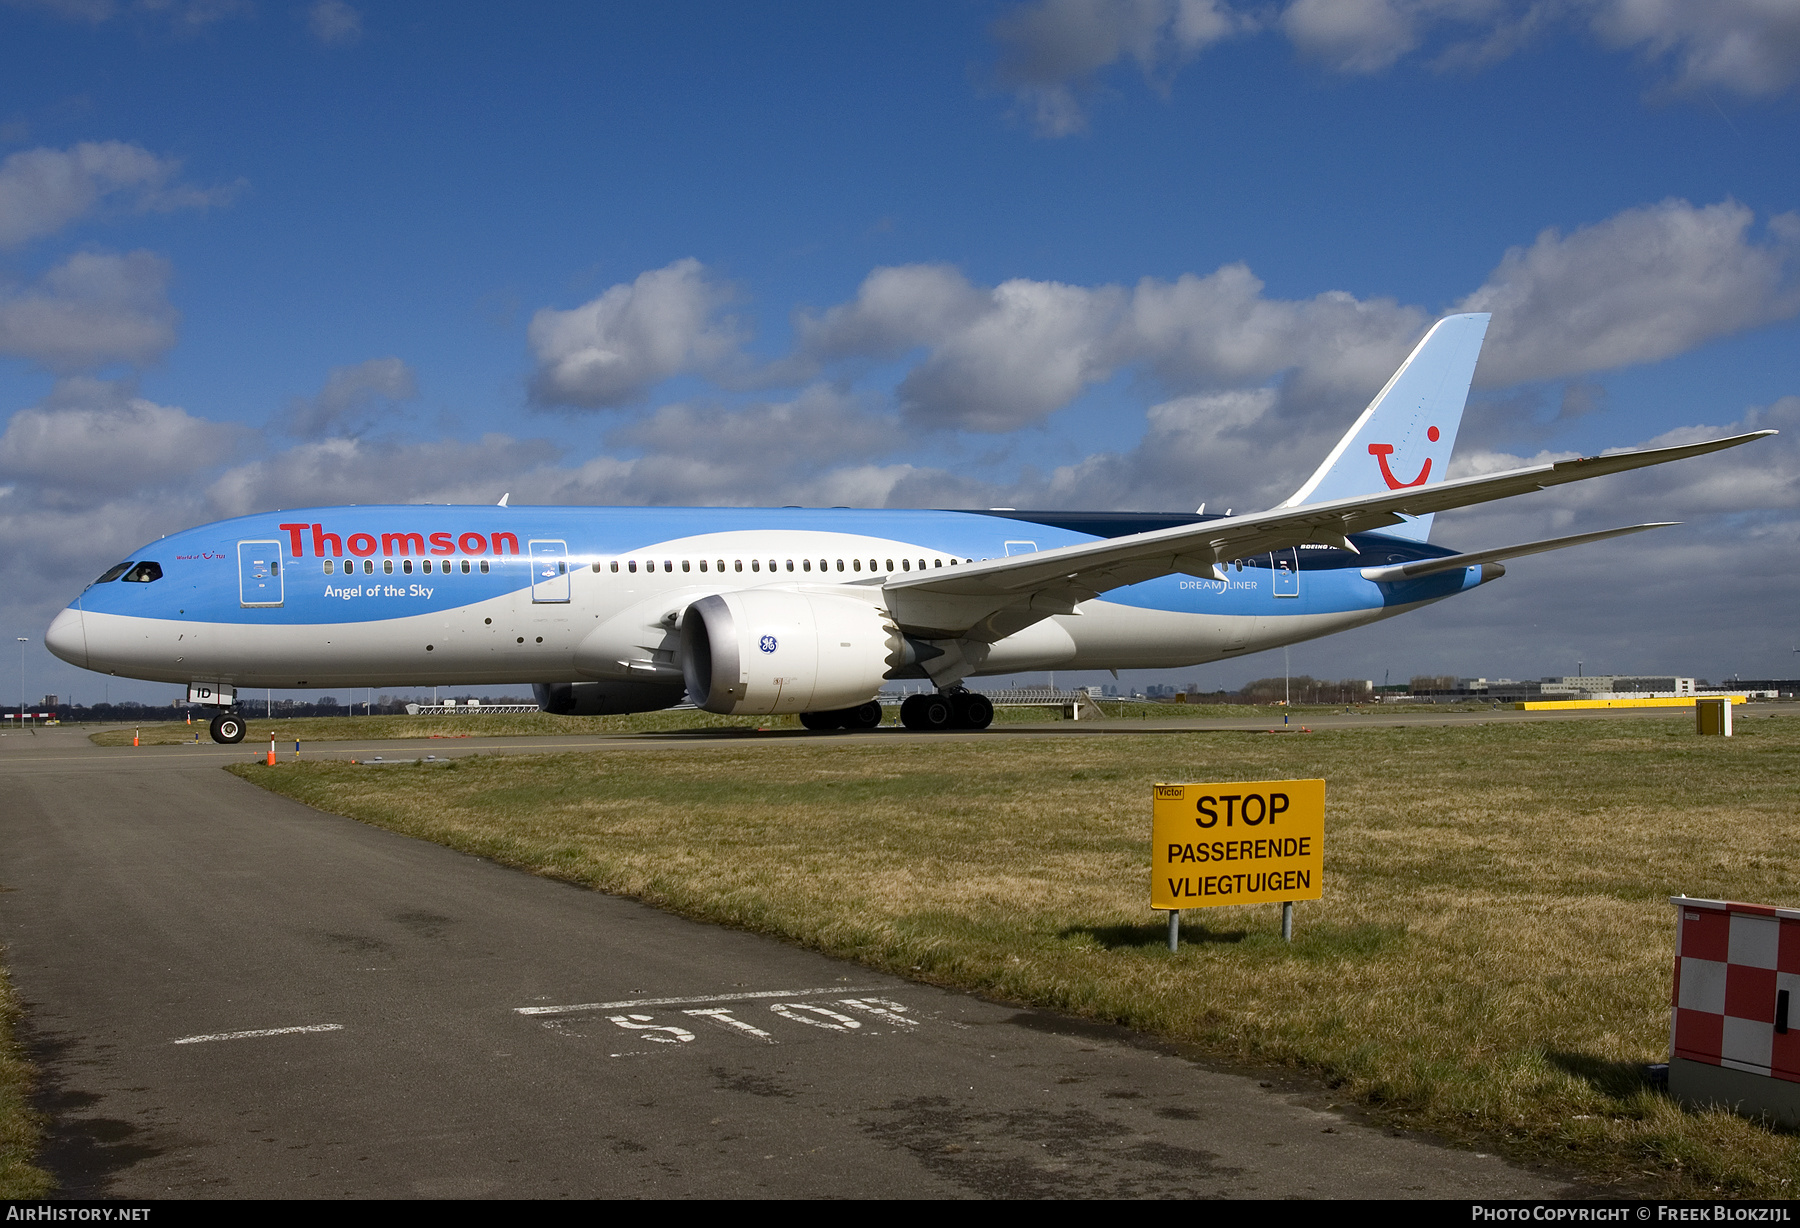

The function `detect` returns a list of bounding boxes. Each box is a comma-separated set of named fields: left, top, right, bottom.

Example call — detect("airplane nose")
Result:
left=45, top=607, right=87, bottom=669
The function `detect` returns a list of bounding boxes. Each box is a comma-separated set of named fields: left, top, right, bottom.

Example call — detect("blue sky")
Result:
left=3, top=0, right=1798, bottom=705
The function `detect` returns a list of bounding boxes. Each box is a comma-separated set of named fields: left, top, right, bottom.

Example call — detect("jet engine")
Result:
left=681, top=589, right=903, bottom=715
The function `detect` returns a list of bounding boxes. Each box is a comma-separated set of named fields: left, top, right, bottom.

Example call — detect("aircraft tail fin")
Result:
left=1278, top=313, right=1490, bottom=541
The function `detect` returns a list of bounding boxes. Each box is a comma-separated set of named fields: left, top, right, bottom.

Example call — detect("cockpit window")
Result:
left=94, top=562, right=134, bottom=584
left=121, top=561, right=163, bottom=583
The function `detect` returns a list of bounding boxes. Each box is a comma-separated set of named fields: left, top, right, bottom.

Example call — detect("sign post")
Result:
left=1153, top=779, right=1325, bottom=947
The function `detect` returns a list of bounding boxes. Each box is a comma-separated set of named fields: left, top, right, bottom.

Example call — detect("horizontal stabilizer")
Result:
left=1358, top=523, right=1675, bottom=582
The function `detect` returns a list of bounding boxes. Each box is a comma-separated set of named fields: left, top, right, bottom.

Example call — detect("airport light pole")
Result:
left=17, top=637, right=26, bottom=726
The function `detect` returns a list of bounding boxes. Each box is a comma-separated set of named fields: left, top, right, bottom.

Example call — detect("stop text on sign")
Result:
left=1151, top=779, right=1324, bottom=909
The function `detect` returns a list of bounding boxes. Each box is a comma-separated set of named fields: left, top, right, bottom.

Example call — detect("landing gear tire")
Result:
left=844, top=700, right=884, bottom=731
left=799, top=711, right=843, bottom=732
left=900, top=693, right=954, bottom=731
left=953, top=690, right=994, bottom=731
left=209, top=713, right=245, bottom=744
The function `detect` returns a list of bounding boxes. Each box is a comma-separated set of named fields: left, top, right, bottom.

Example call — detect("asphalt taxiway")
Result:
left=0, top=723, right=1591, bottom=1198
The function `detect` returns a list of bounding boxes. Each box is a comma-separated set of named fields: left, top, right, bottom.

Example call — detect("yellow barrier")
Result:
left=1511, top=695, right=1745, bottom=711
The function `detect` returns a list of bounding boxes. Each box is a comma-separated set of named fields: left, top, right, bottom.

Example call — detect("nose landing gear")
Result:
left=208, top=712, right=245, bottom=744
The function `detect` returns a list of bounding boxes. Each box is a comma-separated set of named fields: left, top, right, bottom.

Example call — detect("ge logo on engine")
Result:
left=758, top=634, right=778, bottom=654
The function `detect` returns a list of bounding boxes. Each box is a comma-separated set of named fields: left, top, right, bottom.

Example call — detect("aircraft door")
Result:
left=237, top=540, right=284, bottom=607
left=530, top=539, right=571, bottom=603
left=1272, top=548, right=1299, bottom=598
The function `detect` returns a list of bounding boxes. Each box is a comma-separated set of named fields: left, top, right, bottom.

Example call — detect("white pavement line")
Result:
left=172, top=1023, right=345, bottom=1045
left=683, top=1008, right=777, bottom=1043
left=515, top=985, right=887, bottom=1016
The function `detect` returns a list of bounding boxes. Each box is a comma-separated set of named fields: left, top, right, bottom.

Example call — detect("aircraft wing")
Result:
left=1355, top=522, right=1674, bottom=582
left=881, top=430, right=1773, bottom=640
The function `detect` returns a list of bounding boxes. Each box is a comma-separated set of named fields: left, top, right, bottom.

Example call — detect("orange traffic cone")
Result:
left=267, top=733, right=276, bottom=766
left=132, top=728, right=139, bottom=747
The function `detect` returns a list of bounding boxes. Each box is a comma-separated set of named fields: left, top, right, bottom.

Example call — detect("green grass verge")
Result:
left=91, top=700, right=1459, bottom=746
left=0, top=961, right=51, bottom=1198
left=232, top=710, right=1800, bottom=1194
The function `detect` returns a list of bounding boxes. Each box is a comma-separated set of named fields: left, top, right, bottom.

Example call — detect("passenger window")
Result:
left=403, top=559, right=413, bottom=574
left=481, top=560, right=491, bottom=574
left=802, top=559, right=811, bottom=572
left=734, top=560, right=743, bottom=572
left=122, top=561, right=163, bottom=583
left=785, top=560, right=794, bottom=572
left=885, top=559, right=893, bottom=572
left=901, top=559, right=910, bottom=572
left=751, top=559, right=760, bottom=572
left=611, top=561, right=620, bottom=573
left=271, top=561, right=279, bottom=575
left=384, top=559, right=394, bottom=575
left=663, top=560, right=673, bottom=572
left=853, top=559, right=862, bottom=572
left=698, top=560, right=707, bottom=572
left=934, top=559, right=942, bottom=568
left=323, top=561, right=334, bottom=576
left=94, top=562, right=134, bottom=584
left=836, top=559, right=844, bottom=571
left=363, top=559, right=374, bottom=575
left=716, top=559, right=724, bottom=572
left=682, top=560, right=690, bottom=572
left=462, top=560, right=472, bottom=574
left=767, top=559, right=776, bottom=572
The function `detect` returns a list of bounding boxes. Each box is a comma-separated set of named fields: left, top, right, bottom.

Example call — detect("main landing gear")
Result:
left=899, top=689, right=993, bottom=732
left=208, top=712, right=245, bottom=744
left=798, top=700, right=884, bottom=732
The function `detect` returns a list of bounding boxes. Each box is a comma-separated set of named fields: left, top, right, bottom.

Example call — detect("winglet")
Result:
left=497, top=493, right=510, bottom=507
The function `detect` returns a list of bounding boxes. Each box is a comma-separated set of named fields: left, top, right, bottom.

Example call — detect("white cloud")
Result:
left=0, top=141, right=241, bottom=249
left=1591, top=0, right=1800, bottom=98
left=527, top=258, right=743, bottom=408
left=286, top=356, right=418, bottom=438
left=896, top=277, right=1126, bottom=432
left=204, top=433, right=560, bottom=519
left=795, top=264, right=1127, bottom=431
left=0, top=250, right=180, bottom=372
left=0, top=378, right=241, bottom=500
left=794, top=260, right=1422, bottom=433
left=992, top=0, right=1251, bottom=135
left=307, top=0, right=361, bottom=46
left=1281, top=0, right=1424, bottom=73
left=986, top=0, right=1800, bottom=135
left=2, top=0, right=249, bottom=28
left=1460, top=199, right=1800, bottom=385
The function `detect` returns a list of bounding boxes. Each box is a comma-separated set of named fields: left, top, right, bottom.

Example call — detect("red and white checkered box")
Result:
left=1670, top=896, right=1800, bottom=1092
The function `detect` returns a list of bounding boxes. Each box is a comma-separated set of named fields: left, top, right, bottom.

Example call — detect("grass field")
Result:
left=89, top=700, right=1464, bottom=746
left=232, top=710, right=1800, bottom=1196
left=0, top=963, right=51, bottom=1198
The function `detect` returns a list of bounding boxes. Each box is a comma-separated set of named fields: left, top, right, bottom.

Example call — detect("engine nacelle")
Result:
left=681, top=589, right=901, bottom=715
left=533, top=679, right=686, bottom=716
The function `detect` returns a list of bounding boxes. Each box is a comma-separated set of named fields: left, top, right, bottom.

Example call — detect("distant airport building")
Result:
left=1425, top=675, right=1794, bottom=701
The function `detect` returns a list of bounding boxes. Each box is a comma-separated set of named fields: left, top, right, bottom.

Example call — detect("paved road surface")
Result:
left=0, top=725, right=1582, bottom=1198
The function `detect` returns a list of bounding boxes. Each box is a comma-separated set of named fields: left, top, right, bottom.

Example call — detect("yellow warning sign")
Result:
left=1152, top=779, right=1324, bottom=909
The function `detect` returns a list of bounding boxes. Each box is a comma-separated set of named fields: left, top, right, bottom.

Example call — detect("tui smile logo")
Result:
left=1368, top=425, right=1440, bottom=490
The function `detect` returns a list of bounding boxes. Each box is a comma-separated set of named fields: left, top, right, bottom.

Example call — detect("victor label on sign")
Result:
left=1151, top=779, right=1325, bottom=909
